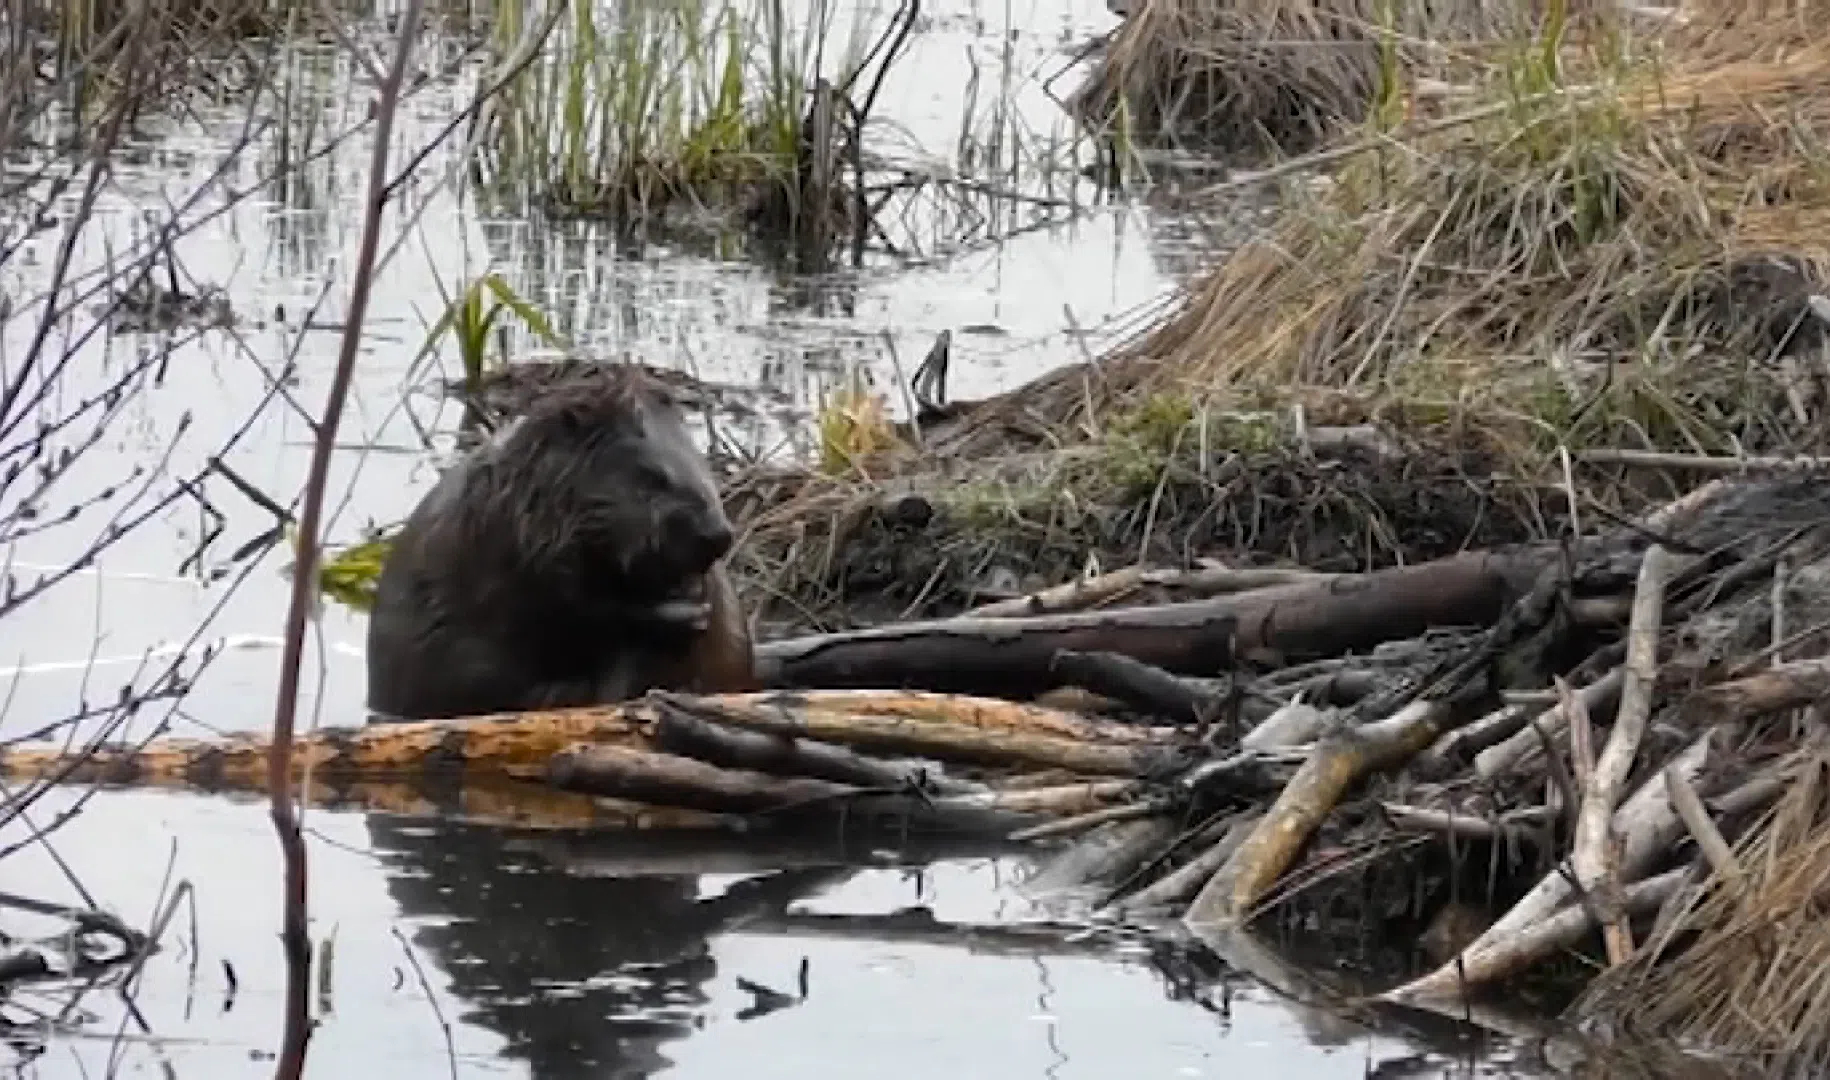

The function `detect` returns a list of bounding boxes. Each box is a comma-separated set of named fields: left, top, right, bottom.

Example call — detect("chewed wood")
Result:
left=0, top=689, right=1138, bottom=799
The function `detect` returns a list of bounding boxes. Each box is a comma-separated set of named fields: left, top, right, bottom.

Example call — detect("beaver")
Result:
left=365, top=367, right=757, bottom=722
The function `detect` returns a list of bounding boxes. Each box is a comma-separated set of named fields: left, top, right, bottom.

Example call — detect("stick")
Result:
left=1111, top=812, right=1262, bottom=916
left=1046, top=649, right=1222, bottom=726
left=265, top=7, right=424, bottom=1077
left=968, top=563, right=1332, bottom=618
left=1009, top=801, right=1155, bottom=844
left=1184, top=699, right=1454, bottom=928
left=1573, top=545, right=1672, bottom=967
left=1663, top=765, right=1742, bottom=881
left=1577, top=448, right=1830, bottom=473
left=1681, top=657, right=1830, bottom=726
left=1475, top=668, right=1624, bottom=779
left=543, top=744, right=1050, bottom=834
left=651, top=701, right=984, bottom=796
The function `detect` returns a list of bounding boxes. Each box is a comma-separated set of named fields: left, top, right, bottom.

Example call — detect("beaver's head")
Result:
left=487, top=367, right=734, bottom=602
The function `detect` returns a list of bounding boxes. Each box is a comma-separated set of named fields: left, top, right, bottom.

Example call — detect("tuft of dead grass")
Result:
left=1072, top=0, right=1547, bottom=159
left=1575, top=740, right=1830, bottom=1077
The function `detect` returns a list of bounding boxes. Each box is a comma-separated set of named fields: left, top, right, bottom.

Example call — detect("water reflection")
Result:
left=364, top=819, right=1018, bottom=1078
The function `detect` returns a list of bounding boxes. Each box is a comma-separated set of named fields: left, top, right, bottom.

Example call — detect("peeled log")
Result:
left=755, top=548, right=1550, bottom=696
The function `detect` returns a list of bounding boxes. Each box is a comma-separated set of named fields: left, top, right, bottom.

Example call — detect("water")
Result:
left=1, top=1, right=1538, bottom=1076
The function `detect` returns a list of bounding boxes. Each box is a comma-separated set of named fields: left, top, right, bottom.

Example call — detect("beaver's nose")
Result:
left=671, top=510, right=733, bottom=566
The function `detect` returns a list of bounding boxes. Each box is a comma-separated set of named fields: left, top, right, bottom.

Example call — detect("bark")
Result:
left=754, top=548, right=1551, bottom=696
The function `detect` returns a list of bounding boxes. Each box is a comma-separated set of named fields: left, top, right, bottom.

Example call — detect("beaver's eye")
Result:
left=635, top=462, right=670, bottom=490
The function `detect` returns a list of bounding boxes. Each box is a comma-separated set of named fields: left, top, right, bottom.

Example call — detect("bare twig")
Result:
left=264, top=4, right=427, bottom=1077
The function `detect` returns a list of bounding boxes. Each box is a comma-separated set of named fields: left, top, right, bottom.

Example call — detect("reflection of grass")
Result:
left=484, top=0, right=882, bottom=229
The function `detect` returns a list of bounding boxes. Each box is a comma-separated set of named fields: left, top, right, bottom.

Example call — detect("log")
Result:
left=544, top=744, right=1052, bottom=834
left=657, top=692, right=1162, bottom=777
left=754, top=548, right=1550, bottom=696
left=1681, top=657, right=1830, bottom=726
left=0, top=688, right=1142, bottom=799
left=1474, top=668, right=1625, bottom=780
left=0, top=706, right=655, bottom=792
left=651, top=703, right=985, bottom=796
left=714, top=689, right=1167, bottom=744
left=1184, top=699, right=1456, bottom=928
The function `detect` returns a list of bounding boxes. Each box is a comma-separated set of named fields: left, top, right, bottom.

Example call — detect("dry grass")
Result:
left=1032, top=18, right=1830, bottom=475
left=1576, top=740, right=1830, bottom=1077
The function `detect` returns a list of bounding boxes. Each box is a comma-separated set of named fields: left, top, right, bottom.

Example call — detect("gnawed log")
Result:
left=1185, top=699, right=1456, bottom=928
left=754, top=548, right=1551, bottom=695
left=0, top=707, right=654, bottom=791
left=657, top=692, right=1168, bottom=776
left=544, top=744, right=1050, bottom=834
left=0, top=688, right=1141, bottom=798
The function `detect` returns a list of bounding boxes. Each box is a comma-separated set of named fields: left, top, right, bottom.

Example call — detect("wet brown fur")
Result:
left=366, top=365, right=755, bottom=721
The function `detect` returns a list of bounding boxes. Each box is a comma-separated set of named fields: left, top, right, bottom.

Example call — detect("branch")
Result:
left=264, top=3, right=427, bottom=1076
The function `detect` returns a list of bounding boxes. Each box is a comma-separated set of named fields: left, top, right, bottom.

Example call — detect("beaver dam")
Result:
left=9, top=0, right=1830, bottom=1075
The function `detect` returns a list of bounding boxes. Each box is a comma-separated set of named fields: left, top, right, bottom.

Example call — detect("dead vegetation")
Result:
left=1071, top=0, right=1543, bottom=159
